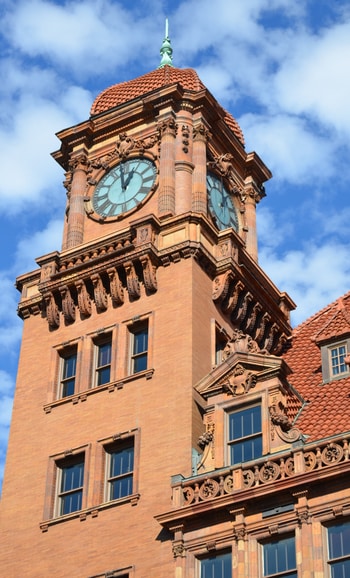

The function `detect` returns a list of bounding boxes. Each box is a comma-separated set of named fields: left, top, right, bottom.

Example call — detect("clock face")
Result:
left=207, top=172, right=238, bottom=231
left=92, top=158, right=157, bottom=218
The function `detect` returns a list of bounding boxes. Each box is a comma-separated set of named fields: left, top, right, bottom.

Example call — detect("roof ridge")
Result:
left=293, top=289, right=350, bottom=335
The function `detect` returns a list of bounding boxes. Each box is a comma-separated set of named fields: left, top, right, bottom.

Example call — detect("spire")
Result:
left=158, top=18, right=173, bottom=68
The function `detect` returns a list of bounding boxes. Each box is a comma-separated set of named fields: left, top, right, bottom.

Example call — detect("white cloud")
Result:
left=0, top=87, right=92, bottom=214
left=4, top=0, right=160, bottom=77
left=241, top=112, right=337, bottom=183
left=274, top=20, right=350, bottom=135
left=260, top=242, right=350, bottom=325
left=14, top=219, right=63, bottom=275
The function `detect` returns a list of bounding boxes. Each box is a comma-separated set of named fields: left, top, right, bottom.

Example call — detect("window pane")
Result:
left=134, top=328, right=148, bottom=355
left=96, top=339, right=112, bottom=385
left=263, top=536, right=296, bottom=576
left=328, top=521, right=350, bottom=559
left=58, top=457, right=84, bottom=515
left=62, top=378, right=75, bottom=397
left=63, top=354, right=76, bottom=379
left=201, top=552, right=231, bottom=578
left=108, top=441, right=134, bottom=500
left=61, top=461, right=84, bottom=492
left=133, top=353, right=147, bottom=373
left=60, top=352, right=77, bottom=398
left=131, top=324, right=148, bottom=374
left=97, top=366, right=111, bottom=385
left=230, top=435, right=262, bottom=464
left=110, top=445, right=134, bottom=477
left=98, top=342, right=111, bottom=366
left=331, top=345, right=347, bottom=375
left=229, top=406, right=262, bottom=464
left=61, top=490, right=82, bottom=515
left=330, top=559, right=350, bottom=578
left=110, top=474, right=133, bottom=500
left=229, top=406, right=261, bottom=440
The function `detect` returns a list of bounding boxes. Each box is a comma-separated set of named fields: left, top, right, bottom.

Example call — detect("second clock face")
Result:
left=92, top=158, right=157, bottom=218
left=207, top=172, right=238, bottom=231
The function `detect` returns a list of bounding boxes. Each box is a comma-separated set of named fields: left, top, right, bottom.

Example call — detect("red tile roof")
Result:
left=90, top=65, right=245, bottom=145
left=283, top=291, right=350, bottom=441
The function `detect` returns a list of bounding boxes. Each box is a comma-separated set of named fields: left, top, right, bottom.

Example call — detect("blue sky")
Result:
left=1, top=0, right=350, bottom=491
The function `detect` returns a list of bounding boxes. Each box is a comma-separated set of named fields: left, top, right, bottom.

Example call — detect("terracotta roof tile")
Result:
left=90, top=66, right=245, bottom=145
left=283, top=291, right=350, bottom=442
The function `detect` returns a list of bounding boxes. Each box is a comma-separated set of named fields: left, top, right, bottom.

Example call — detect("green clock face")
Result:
left=207, top=172, right=238, bottom=231
left=92, top=158, right=157, bottom=218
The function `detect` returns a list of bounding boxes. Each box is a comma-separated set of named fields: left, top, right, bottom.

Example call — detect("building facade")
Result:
left=1, top=36, right=350, bottom=578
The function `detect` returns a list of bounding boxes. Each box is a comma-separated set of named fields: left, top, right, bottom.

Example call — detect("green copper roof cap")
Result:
left=158, top=18, right=173, bottom=68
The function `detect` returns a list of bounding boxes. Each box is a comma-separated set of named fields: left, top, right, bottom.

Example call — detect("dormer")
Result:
left=314, top=297, right=350, bottom=383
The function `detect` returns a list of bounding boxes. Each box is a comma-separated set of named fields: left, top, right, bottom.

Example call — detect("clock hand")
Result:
left=119, top=165, right=126, bottom=190
left=124, top=168, right=134, bottom=188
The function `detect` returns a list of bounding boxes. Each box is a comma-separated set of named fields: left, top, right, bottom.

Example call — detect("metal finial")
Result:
left=158, top=18, right=173, bottom=68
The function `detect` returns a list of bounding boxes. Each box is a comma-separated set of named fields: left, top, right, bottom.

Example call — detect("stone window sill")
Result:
left=43, top=369, right=154, bottom=413
left=40, top=493, right=140, bottom=532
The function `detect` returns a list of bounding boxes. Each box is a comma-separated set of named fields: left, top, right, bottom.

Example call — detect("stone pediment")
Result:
left=195, top=342, right=291, bottom=401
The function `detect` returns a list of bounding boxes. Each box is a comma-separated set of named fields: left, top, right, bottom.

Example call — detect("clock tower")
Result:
left=0, top=31, right=295, bottom=577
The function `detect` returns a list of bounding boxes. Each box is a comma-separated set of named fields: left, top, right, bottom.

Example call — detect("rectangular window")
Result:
left=228, top=405, right=262, bottom=464
left=130, top=323, right=148, bottom=374
left=95, top=336, right=112, bottom=386
left=56, top=454, right=84, bottom=516
left=330, top=344, right=347, bottom=376
left=200, top=552, right=231, bottom=578
left=106, top=439, right=134, bottom=501
left=328, top=520, right=350, bottom=578
left=263, top=536, right=297, bottom=578
left=59, top=349, right=77, bottom=398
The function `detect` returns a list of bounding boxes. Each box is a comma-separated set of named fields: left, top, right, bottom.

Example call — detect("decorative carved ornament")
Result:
left=69, top=153, right=88, bottom=173
left=124, top=261, right=141, bottom=299
left=41, top=254, right=157, bottom=328
left=44, top=292, right=60, bottom=329
left=181, top=124, right=190, bottom=153
left=223, top=330, right=262, bottom=356
left=172, top=542, right=185, bottom=558
left=107, top=268, right=124, bottom=307
left=75, top=280, right=92, bottom=317
left=212, top=271, right=234, bottom=303
left=207, top=153, right=245, bottom=200
left=140, top=255, right=157, bottom=293
left=221, top=363, right=257, bottom=397
left=91, top=274, right=108, bottom=312
left=269, top=401, right=302, bottom=443
left=59, top=285, right=75, bottom=324
left=193, top=122, right=210, bottom=142
left=157, top=117, right=177, bottom=137
left=86, top=131, right=159, bottom=186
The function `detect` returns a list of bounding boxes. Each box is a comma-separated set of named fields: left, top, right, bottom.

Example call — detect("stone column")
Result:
left=65, top=153, right=88, bottom=249
left=243, top=177, right=262, bottom=262
left=175, top=107, right=194, bottom=214
left=158, top=116, right=177, bottom=217
left=192, top=122, right=209, bottom=215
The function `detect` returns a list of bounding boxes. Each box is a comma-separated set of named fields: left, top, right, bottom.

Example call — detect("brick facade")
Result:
left=1, top=64, right=349, bottom=578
